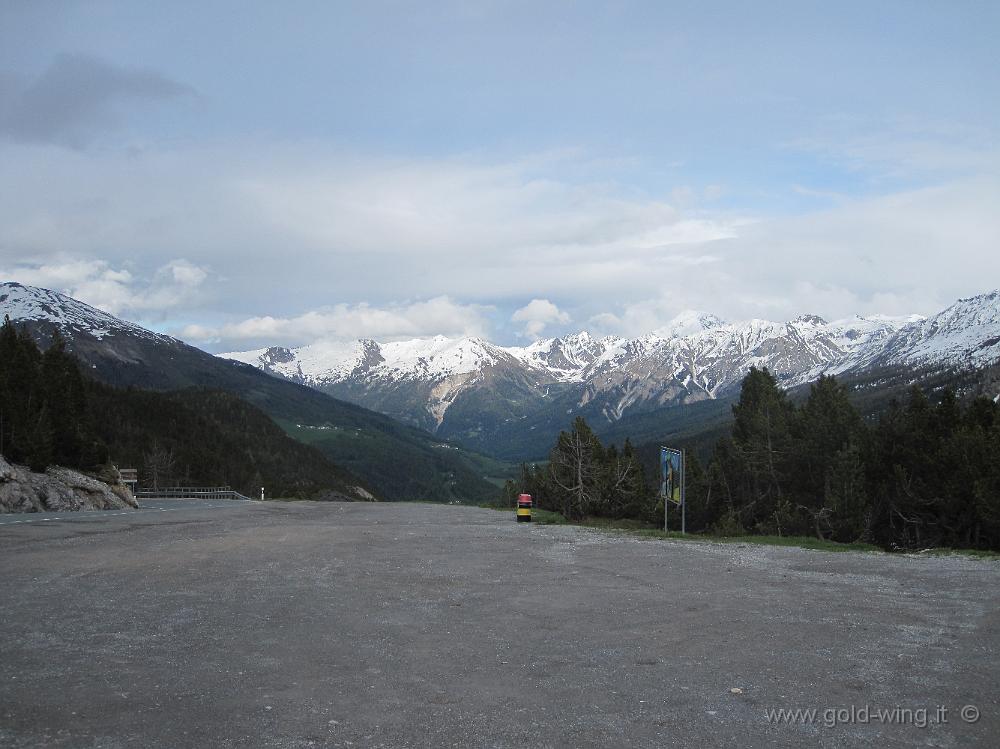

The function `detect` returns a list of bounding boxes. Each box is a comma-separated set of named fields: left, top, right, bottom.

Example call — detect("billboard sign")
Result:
left=660, top=447, right=683, bottom=505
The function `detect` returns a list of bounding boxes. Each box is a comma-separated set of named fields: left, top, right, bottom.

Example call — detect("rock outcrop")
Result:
left=0, top=456, right=138, bottom=514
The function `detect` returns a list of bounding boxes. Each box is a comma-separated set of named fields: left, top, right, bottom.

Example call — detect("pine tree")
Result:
left=25, top=405, right=54, bottom=472
left=41, top=331, right=91, bottom=466
left=498, top=479, right=519, bottom=508
left=973, top=410, right=1000, bottom=549
left=0, top=319, right=44, bottom=464
left=548, top=416, right=605, bottom=519
left=793, top=374, right=868, bottom=539
left=597, top=438, right=652, bottom=519
left=823, top=442, right=870, bottom=541
left=0, top=316, right=15, bottom=458
left=617, top=438, right=655, bottom=520
left=679, top=452, right=719, bottom=533
left=729, top=367, right=795, bottom=532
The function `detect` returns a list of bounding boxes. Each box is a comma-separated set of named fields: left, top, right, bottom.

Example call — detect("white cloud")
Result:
left=721, top=177, right=1000, bottom=319
left=0, top=142, right=736, bottom=303
left=0, top=257, right=210, bottom=319
left=588, top=299, right=682, bottom=338
left=511, top=298, right=570, bottom=339
left=166, top=259, right=208, bottom=287
left=185, top=296, right=493, bottom=349
left=589, top=175, right=1000, bottom=334
left=1, top=139, right=998, bottom=349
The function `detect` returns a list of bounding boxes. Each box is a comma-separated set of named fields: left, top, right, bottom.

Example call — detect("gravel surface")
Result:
left=0, top=501, right=997, bottom=748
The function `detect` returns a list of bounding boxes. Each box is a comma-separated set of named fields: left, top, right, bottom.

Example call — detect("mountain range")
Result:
left=0, top=282, right=508, bottom=502
left=3, top=280, right=997, bottom=470
left=221, top=290, right=1000, bottom=457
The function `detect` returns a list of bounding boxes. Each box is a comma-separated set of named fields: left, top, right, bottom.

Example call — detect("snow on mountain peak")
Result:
left=215, top=288, right=1000, bottom=429
left=654, top=310, right=727, bottom=338
left=221, top=334, right=515, bottom=385
left=5, top=281, right=996, bottom=443
left=872, top=289, right=1000, bottom=367
left=506, top=330, right=611, bottom=380
left=0, top=281, right=164, bottom=342
left=791, top=314, right=828, bottom=327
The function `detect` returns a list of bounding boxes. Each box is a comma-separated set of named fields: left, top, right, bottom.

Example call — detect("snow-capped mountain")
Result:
left=866, top=290, right=1000, bottom=369
left=4, top=279, right=996, bottom=461
left=236, top=335, right=517, bottom=386
left=0, top=282, right=170, bottom=344
left=0, top=281, right=504, bottom=500
left=220, top=291, right=1000, bottom=447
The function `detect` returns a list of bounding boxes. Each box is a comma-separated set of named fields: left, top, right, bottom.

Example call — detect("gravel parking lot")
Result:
left=1, top=501, right=997, bottom=748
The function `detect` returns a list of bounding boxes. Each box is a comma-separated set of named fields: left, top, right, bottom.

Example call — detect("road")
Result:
left=0, top=498, right=252, bottom=526
left=0, top=501, right=997, bottom=748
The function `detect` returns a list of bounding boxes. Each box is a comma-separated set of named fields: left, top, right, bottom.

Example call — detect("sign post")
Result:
left=660, top=447, right=686, bottom=533
left=118, top=468, right=138, bottom=491
left=681, top=450, right=686, bottom=534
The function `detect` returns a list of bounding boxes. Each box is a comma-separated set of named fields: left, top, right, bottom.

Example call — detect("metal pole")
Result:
left=681, top=449, right=686, bottom=535
left=661, top=446, right=666, bottom=532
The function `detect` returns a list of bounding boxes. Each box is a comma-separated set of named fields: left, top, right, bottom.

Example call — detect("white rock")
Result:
left=0, top=455, right=138, bottom=514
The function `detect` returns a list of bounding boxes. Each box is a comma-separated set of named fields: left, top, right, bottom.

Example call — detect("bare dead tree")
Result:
left=797, top=504, right=834, bottom=540
left=604, top=448, right=637, bottom=516
left=549, top=423, right=601, bottom=519
left=143, top=443, right=177, bottom=490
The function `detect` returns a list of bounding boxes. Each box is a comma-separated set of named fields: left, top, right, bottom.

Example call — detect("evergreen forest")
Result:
left=507, top=367, right=1000, bottom=552
left=0, top=317, right=362, bottom=498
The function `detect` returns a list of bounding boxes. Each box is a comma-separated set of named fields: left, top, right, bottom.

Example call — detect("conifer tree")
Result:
left=729, top=367, right=794, bottom=531
left=41, top=331, right=91, bottom=466
left=793, top=374, right=868, bottom=538
left=0, top=318, right=44, bottom=464
left=25, top=405, right=54, bottom=472
left=549, top=416, right=605, bottom=519
left=611, top=438, right=652, bottom=520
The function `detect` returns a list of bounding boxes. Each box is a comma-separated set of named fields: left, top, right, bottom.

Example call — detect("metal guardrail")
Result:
left=134, top=487, right=255, bottom=501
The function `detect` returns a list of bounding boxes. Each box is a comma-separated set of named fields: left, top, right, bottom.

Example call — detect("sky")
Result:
left=1, top=0, right=998, bottom=352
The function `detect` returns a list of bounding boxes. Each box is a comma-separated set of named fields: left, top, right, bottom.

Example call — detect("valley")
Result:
left=0, top=282, right=508, bottom=503
left=222, top=290, right=1000, bottom=459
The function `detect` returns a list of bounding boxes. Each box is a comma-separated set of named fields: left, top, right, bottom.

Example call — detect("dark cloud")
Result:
left=0, top=53, right=194, bottom=148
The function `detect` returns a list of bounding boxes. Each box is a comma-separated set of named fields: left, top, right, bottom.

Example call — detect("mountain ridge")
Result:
left=219, top=291, right=1000, bottom=454
left=0, top=281, right=508, bottom=502
left=5, top=280, right=997, bottom=464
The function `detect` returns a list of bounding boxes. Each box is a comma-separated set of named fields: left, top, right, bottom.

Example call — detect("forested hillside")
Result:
left=509, top=367, right=1000, bottom=552
left=0, top=281, right=507, bottom=503
left=0, top=317, right=366, bottom=499
left=91, top=387, right=368, bottom=499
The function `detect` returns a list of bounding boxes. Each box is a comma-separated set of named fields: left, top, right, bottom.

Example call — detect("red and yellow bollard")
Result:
left=517, top=493, right=532, bottom=523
